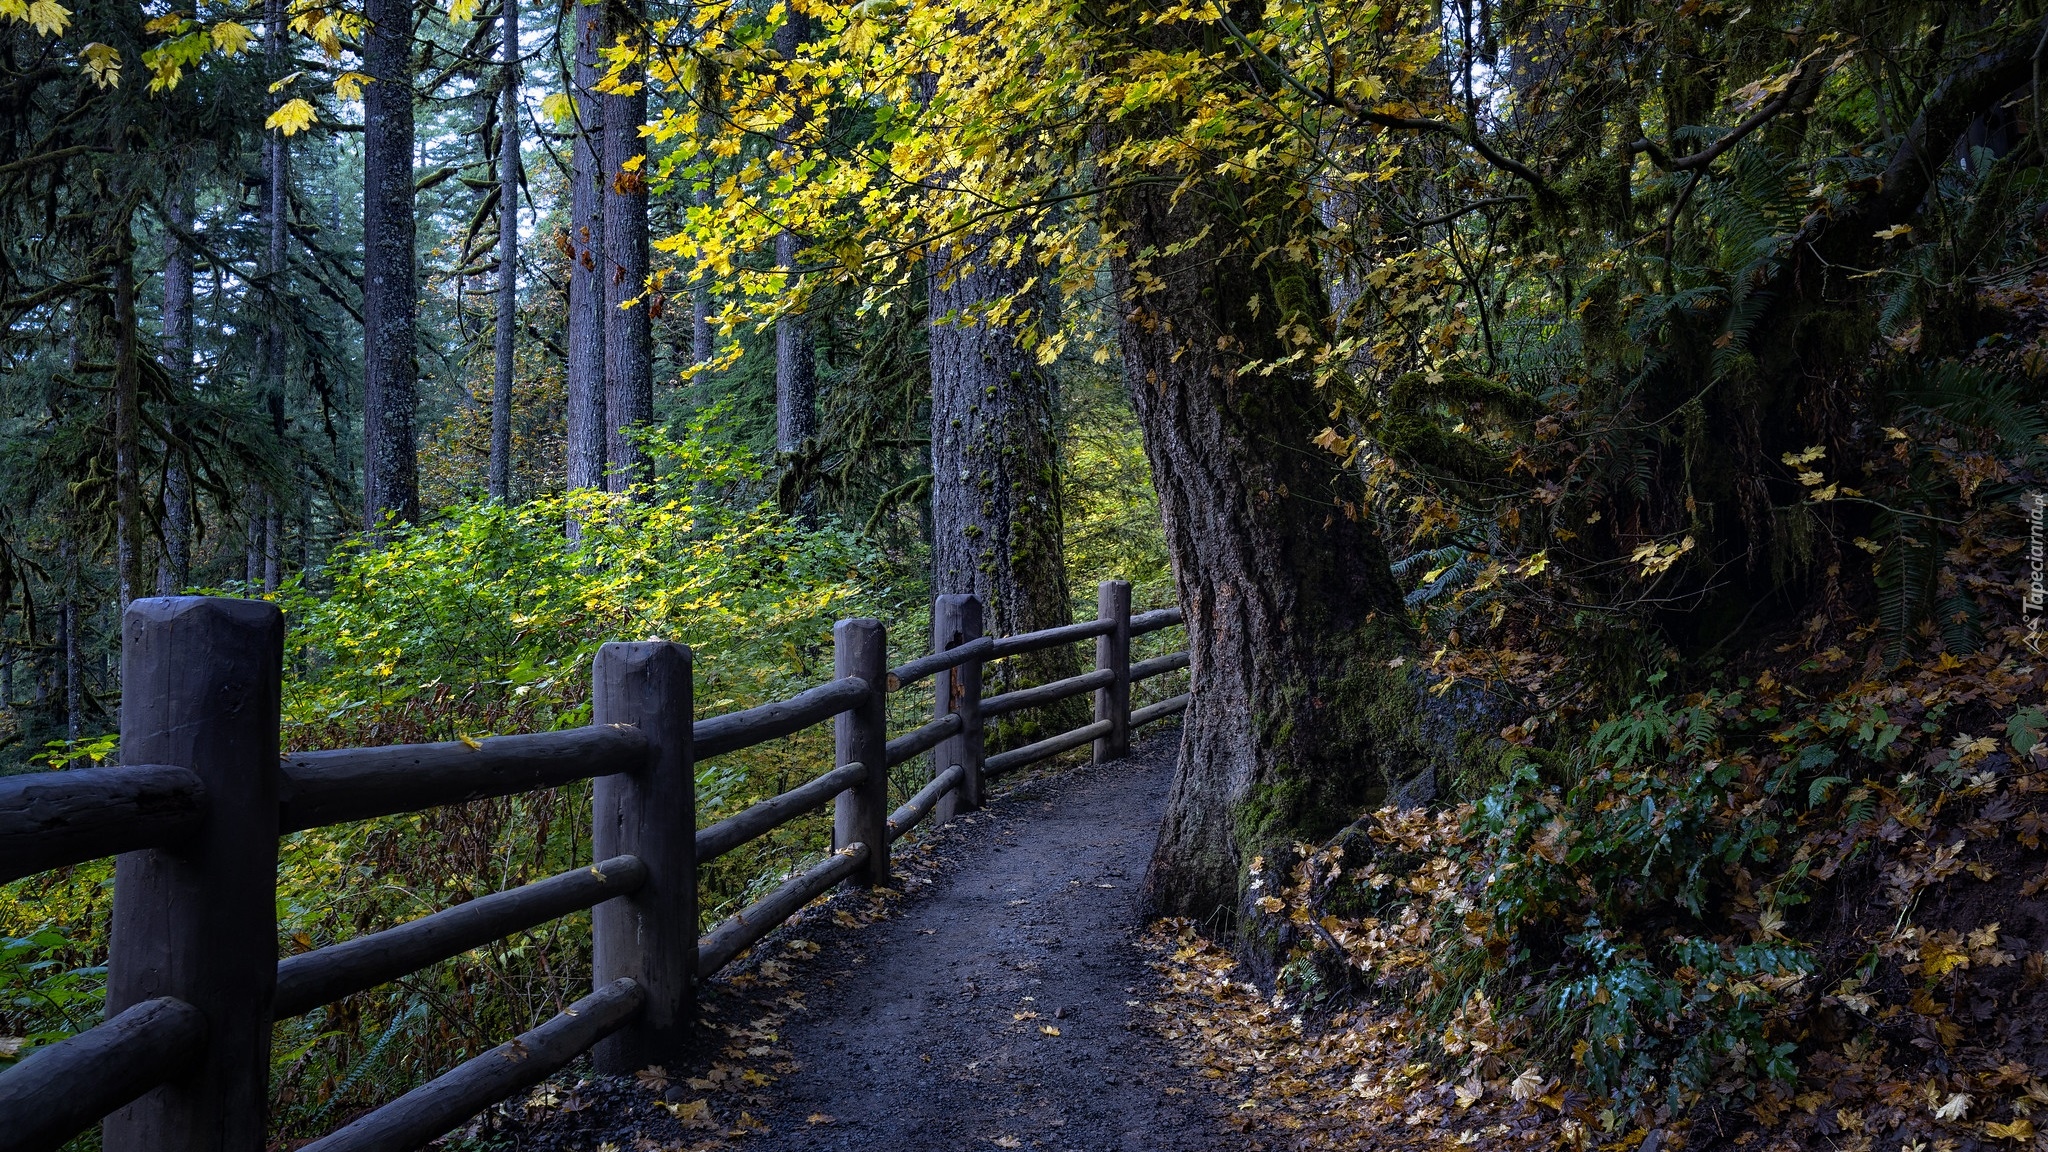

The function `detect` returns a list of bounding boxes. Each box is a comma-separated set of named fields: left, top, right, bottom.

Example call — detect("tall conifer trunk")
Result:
left=261, top=0, right=288, bottom=570
left=157, top=178, right=193, bottom=595
left=490, top=0, right=519, bottom=501
left=601, top=0, right=651, bottom=493
left=770, top=13, right=814, bottom=459
left=928, top=236, right=1076, bottom=722
left=363, top=0, right=420, bottom=527
left=566, top=0, right=606, bottom=498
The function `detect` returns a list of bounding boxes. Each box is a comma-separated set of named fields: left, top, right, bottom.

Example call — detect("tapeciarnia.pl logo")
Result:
left=2027, top=491, right=2045, bottom=654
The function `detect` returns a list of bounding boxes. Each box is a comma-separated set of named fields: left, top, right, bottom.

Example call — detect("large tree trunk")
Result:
left=157, top=178, right=193, bottom=596
left=565, top=0, right=606, bottom=499
left=928, top=233, right=1077, bottom=727
left=490, top=0, right=519, bottom=501
left=601, top=0, right=652, bottom=493
left=1107, top=178, right=1417, bottom=927
left=770, top=14, right=815, bottom=459
left=363, top=0, right=420, bottom=527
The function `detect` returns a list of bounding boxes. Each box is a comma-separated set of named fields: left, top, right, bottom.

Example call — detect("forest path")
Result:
left=722, top=726, right=1231, bottom=1151
left=488, top=727, right=1233, bottom=1152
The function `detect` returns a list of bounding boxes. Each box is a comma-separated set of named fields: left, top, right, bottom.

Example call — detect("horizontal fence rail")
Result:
left=692, top=675, right=871, bottom=760
left=696, top=845, right=871, bottom=977
left=298, top=979, right=647, bottom=1152
left=887, top=634, right=993, bottom=691
left=280, top=726, right=652, bottom=832
left=693, top=762, right=867, bottom=865
left=0, top=764, right=205, bottom=885
left=0, top=581, right=1190, bottom=1152
left=274, top=855, right=648, bottom=1018
left=988, top=616, right=1113, bottom=659
left=0, top=996, right=207, bottom=1152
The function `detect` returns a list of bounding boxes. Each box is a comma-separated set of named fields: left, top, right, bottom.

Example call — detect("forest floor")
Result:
left=460, top=725, right=1236, bottom=1152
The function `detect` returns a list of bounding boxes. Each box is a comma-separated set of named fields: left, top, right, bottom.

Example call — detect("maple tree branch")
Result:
left=1630, top=82, right=1802, bottom=173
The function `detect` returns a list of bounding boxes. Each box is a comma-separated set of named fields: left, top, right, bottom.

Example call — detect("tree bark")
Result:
left=770, top=14, right=814, bottom=459
left=928, top=233, right=1077, bottom=726
left=1104, top=138, right=1415, bottom=928
left=157, top=178, right=193, bottom=596
left=112, top=232, right=143, bottom=611
left=261, top=0, right=289, bottom=580
left=601, top=0, right=651, bottom=494
left=565, top=0, right=606, bottom=499
left=263, top=494, right=281, bottom=592
left=245, top=485, right=264, bottom=587
left=363, top=0, right=420, bottom=528
left=490, top=0, right=520, bottom=501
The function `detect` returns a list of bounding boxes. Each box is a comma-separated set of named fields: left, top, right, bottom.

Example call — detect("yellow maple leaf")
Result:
left=210, top=20, right=253, bottom=54
left=266, top=98, right=317, bottom=136
left=1874, top=223, right=1913, bottom=240
left=1921, top=939, right=1968, bottom=979
left=26, top=0, right=70, bottom=36
left=1039, top=1024, right=1060, bottom=1036
left=80, top=42, right=121, bottom=88
left=1986, top=1119, right=2034, bottom=1142
left=447, top=0, right=479, bottom=20
left=143, top=11, right=184, bottom=33
left=332, top=70, right=370, bottom=100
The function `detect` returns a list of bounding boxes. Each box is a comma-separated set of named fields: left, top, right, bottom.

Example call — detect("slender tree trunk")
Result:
left=112, top=232, right=143, bottom=611
left=601, top=0, right=651, bottom=493
left=490, top=0, right=520, bottom=501
left=773, top=231, right=814, bottom=454
left=565, top=0, right=606, bottom=501
left=158, top=179, right=194, bottom=596
left=260, top=0, right=289, bottom=578
left=363, top=0, right=420, bottom=528
left=264, top=495, right=281, bottom=592
left=1105, top=153, right=1417, bottom=929
left=769, top=13, right=815, bottom=459
left=60, top=542, right=79, bottom=743
left=928, top=234, right=1077, bottom=730
left=245, top=485, right=264, bottom=586
left=691, top=224, right=712, bottom=364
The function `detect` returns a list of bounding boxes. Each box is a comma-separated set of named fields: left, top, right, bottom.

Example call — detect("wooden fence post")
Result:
left=833, top=618, right=888, bottom=887
left=1093, top=579, right=1131, bottom=764
left=104, top=596, right=283, bottom=1152
left=591, top=641, right=695, bottom=1074
left=932, top=594, right=984, bottom=823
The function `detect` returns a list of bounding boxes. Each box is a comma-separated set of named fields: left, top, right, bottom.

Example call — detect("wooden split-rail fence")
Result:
left=0, top=581, right=1188, bottom=1152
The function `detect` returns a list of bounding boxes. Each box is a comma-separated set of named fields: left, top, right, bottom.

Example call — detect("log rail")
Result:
left=0, top=581, right=1190, bottom=1152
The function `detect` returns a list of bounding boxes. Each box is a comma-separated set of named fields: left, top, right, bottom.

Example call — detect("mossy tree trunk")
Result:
left=928, top=230, right=1078, bottom=739
left=1102, top=15, right=1419, bottom=925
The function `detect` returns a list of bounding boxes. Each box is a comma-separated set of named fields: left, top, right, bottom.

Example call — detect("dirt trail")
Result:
left=728, top=727, right=1228, bottom=1151
left=476, top=727, right=1230, bottom=1152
